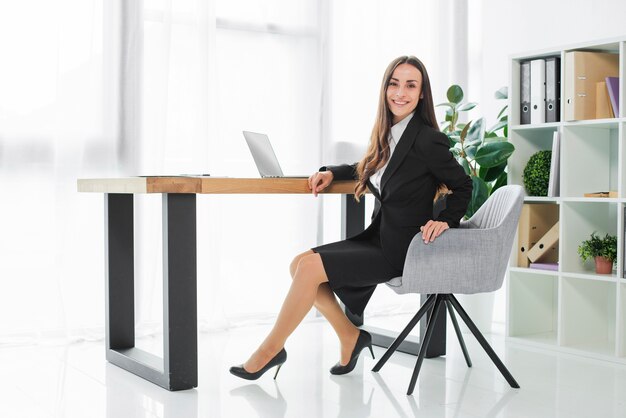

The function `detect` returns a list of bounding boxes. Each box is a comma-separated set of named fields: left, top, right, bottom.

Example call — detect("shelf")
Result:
left=510, top=122, right=561, bottom=131
left=523, top=196, right=560, bottom=203
left=560, top=277, right=616, bottom=356
left=508, top=129, right=558, bottom=187
left=508, top=271, right=558, bottom=339
left=508, top=332, right=558, bottom=347
left=561, top=125, right=619, bottom=198
left=509, top=266, right=559, bottom=276
left=560, top=197, right=620, bottom=203
left=560, top=201, right=618, bottom=275
left=560, top=272, right=618, bottom=283
left=508, top=37, right=626, bottom=364
left=562, top=118, right=622, bottom=128
left=620, top=284, right=626, bottom=357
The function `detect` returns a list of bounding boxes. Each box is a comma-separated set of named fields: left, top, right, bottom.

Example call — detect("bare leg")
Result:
left=243, top=252, right=359, bottom=372
left=291, top=251, right=360, bottom=365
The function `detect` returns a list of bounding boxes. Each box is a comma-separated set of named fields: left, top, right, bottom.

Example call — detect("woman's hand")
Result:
left=420, top=220, right=449, bottom=243
left=308, top=171, right=334, bottom=197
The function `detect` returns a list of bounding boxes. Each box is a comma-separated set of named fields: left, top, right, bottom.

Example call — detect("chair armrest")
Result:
left=391, top=227, right=509, bottom=295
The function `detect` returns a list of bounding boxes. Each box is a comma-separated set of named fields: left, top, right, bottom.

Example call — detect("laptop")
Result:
left=243, top=131, right=308, bottom=178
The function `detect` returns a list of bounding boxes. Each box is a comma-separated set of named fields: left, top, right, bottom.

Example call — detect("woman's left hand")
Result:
left=420, top=220, right=449, bottom=244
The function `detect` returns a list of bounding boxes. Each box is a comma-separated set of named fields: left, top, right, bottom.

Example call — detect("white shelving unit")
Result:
left=506, top=36, right=626, bottom=362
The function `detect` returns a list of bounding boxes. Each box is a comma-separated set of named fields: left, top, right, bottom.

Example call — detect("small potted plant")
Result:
left=577, top=232, right=617, bottom=274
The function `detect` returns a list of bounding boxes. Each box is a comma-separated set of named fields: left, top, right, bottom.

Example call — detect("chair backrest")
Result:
left=464, top=184, right=524, bottom=230
left=386, top=185, right=525, bottom=295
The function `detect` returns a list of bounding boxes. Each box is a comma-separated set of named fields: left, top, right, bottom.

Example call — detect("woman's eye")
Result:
left=408, top=84, right=417, bottom=88
left=388, top=81, right=398, bottom=86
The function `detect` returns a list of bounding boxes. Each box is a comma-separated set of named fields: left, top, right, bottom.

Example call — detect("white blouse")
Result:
left=369, top=112, right=414, bottom=193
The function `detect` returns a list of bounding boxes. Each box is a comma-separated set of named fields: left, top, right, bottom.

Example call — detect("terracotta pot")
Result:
left=594, top=256, right=613, bottom=274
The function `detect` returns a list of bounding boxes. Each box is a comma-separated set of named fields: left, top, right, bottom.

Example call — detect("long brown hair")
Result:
left=354, top=56, right=440, bottom=201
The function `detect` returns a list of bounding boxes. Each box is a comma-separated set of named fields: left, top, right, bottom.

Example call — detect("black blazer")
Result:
left=320, top=113, right=472, bottom=270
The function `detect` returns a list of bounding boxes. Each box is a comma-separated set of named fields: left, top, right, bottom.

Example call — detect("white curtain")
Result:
left=0, top=0, right=460, bottom=343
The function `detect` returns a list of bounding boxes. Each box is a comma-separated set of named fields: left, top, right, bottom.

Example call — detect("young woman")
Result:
left=230, top=55, right=472, bottom=380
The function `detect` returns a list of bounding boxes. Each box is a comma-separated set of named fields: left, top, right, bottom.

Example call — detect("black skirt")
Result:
left=311, top=217, right=403, bottom=317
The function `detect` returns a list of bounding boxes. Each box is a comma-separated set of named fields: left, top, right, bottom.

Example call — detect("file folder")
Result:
left=520, top=61, right=531, bottom=124
left=545, top=57, right=560, bottom=122
left=547, top=131, right=560, bottom=197
left=595, top=81, right=614, bottom=118
left=517, top=204, right=559, bottom=267
left=606, top=76, right=619, bottom=117
left=530, top=59, right=546, bottom=124
left=527, top=221, right=559, bottom=263
left=564, top=51, right=619, bottom=121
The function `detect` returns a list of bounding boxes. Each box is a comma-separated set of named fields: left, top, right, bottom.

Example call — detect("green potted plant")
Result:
left=438, top=85, right=515, bottom=219
left=577, top=232, right=617, bottom=274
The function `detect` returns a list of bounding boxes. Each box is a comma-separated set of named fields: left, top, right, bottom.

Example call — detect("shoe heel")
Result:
left=368, top=344, right=375, bottom=360
left=273, top=364, right=283, bottom=380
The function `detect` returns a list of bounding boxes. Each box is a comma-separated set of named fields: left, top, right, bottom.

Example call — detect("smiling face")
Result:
left=386, top=63, right=423, bottom=124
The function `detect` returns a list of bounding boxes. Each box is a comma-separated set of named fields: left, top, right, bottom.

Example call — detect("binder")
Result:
left=530, top=59, right=546, bottom=124
left=517, top=204, right=559, bottom=267
left=545, top=57, right=560, bottom=122
left=547, top=131, right=560, bottom=197
left=520, top=61, right=531, bottom=124
left=564, top=51, right=619, bottom=121
left=527, top=221, right=559, bottom=263
left=606, top=77, right=619, bottom=117
left=595, top=81, right=614, bottom=118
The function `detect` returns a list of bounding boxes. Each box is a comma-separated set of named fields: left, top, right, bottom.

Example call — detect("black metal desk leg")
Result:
left=104, top=193, right=197, bottom=391
left=162, top=193, right=198, bottom=390
left=105, top=194, right=135, bottom=352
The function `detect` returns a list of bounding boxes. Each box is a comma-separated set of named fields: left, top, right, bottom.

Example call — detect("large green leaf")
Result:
left=466, top=176, right=489, bottom=219
left=494, top=86, right=508, bottom=100
left=465, top=145, right=478, bottom=159
left=484, top=135, right=506, bottom=143
left=474, top=141, right=515, bottom=168
left=459, top=124, right=470, bottom=139
left=457, top=102, right=477, bottom=112
left=484, top=131, right=498, bottom=139
left=480, top=162, right=507, bottom=182
left=440, top=120, right=451, bottom=132
left=447, top=85, right=464, bottom=104
left=449, top=134, right=461, bottom=143
left=436, top=102, right=456, bottom=109
left=466, top=117, right=485, bottom=144
left=491, top=171, right=508, bottom=194
left=497, top=105, right=508, bottom=120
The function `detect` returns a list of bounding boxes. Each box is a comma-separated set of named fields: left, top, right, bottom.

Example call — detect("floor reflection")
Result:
left=229, top=382, right=286, bottom=418
left=105, top=364, right=198, bottom=418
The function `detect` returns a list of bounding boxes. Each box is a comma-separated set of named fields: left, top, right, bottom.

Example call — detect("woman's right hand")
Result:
left=308, top=171, right=334, bottom=197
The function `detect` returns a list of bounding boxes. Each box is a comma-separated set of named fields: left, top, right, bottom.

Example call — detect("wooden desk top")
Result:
left=77, top=177, right=359, bottom=194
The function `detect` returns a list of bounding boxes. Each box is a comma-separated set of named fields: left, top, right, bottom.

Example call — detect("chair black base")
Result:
left=372, top=294, right=520, bottom=395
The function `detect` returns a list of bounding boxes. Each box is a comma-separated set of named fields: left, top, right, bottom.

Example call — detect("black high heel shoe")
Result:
left=330, top=330, right=375, bottom=375
left=230, top=348, right=287, bottom=381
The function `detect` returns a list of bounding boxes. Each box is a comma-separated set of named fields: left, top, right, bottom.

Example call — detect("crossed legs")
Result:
left=242, top=250, right=360, bottom=373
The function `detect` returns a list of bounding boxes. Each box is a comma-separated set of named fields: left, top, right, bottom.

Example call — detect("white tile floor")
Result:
left=1, top=318, right=626, bottom=418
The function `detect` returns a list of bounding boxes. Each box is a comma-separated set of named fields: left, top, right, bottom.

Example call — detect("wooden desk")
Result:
left=78, top=177, right=444, bottom=391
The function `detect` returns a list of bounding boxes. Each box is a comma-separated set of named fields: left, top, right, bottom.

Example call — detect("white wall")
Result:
left=477, top=0, right=626, bottom=121
left=473, top=0, right=626, bottom=329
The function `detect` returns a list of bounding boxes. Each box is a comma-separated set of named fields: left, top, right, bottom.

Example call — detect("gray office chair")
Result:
left=373, top=185, right=524, bottom=395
